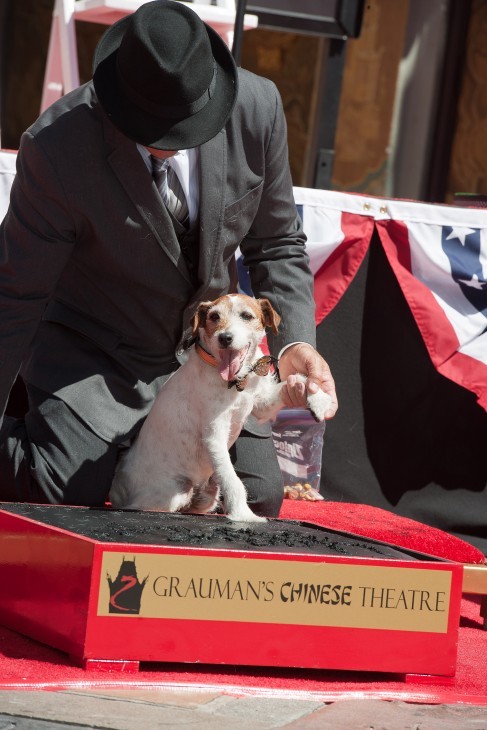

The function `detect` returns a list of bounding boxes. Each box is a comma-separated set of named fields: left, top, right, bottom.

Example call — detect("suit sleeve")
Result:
left=0, top=131, right=75, bottom=421
left=238, top=82, right=316, bottom=357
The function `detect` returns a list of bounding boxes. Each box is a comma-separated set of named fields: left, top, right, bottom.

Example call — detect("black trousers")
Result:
left=0, top=385, right=284, bottom=517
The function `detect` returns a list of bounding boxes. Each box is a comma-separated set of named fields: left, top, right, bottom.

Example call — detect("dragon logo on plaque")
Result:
left=107, top=556, right=148, bottom=614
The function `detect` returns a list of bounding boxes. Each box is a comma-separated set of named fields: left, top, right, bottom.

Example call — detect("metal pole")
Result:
left=232, top=0, right=247, bottom=64
left=313, top=38, right=347, bottom=189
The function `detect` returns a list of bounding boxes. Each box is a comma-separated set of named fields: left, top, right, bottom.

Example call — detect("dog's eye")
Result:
left=240, top=311, right=254, bottom=321
left=208, top=311, right=220, bottom=322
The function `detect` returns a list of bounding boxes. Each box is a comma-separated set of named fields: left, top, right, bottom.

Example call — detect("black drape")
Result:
left=317, top=230, right=487, bottom=554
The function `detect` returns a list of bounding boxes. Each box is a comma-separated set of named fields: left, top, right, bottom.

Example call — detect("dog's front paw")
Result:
left=227, top=506, right=267, bottom=523
left=307, top=390, right=333, bottom=423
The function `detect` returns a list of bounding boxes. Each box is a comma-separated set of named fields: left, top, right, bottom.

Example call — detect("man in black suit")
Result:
left=0, top=0, right=337, bottom=515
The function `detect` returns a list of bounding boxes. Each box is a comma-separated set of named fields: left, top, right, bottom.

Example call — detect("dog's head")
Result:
left=191, top=294, right=281, bottom=382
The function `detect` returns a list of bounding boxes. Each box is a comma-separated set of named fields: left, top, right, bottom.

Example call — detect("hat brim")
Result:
left=93, top=14, right=238, bottom=150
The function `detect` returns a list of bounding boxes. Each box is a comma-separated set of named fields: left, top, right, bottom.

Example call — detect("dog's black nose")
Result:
left=218, top=332, right=233, bottom=347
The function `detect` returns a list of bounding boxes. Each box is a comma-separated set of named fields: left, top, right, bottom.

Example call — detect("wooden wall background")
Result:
left=330, top=0, right=410, bottom=195
left=446, top=0, right=487, bottom=201
left=240, top=28, right=325, bottom=187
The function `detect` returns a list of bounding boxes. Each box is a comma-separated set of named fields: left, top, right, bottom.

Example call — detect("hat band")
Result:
left=117, top=60, right=217, bottom=120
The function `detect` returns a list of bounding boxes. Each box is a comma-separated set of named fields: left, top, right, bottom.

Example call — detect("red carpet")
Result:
left=279, top=501, right=486, bottom=564
left=1, top=501, right=486, bottom=704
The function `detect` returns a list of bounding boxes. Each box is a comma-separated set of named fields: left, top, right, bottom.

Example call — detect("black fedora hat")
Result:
left=93, top=0, right=238, bottom=149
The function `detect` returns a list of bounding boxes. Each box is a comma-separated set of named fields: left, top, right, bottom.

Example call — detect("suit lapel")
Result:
left=102, top=116, right=192, bottom=284
left=193, top=129, right=227, bottom=298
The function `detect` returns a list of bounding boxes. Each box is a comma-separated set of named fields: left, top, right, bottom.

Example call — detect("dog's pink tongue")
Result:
left=219, top=349, right=243, bottom=381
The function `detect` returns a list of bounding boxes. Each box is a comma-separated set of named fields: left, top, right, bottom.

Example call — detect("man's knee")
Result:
left=0, top=390, right=120, bottom=506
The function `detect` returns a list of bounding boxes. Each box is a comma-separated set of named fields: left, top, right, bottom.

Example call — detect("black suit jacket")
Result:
left=0, top=69, right=316, bottom=441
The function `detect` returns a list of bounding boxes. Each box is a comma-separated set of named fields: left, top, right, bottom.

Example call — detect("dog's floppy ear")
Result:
left=191, top=301, right=213, bottom=337
left=258, top=298, right=281, bottom=334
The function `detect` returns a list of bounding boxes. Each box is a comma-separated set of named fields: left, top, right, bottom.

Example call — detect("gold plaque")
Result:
left=99, top=552, right=452, bottom=633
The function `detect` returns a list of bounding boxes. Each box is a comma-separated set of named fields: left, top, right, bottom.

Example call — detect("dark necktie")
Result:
left=151, top=155, right=189, bottom=227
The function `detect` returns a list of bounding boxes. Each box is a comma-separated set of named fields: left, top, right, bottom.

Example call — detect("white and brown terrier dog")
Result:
left=110, top=294, right=332, bottom=522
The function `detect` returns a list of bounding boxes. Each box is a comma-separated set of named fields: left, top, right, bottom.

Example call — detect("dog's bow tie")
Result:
left=195, top=344, right=280, bottom=391
left=229, top=355, right=281, bottom=391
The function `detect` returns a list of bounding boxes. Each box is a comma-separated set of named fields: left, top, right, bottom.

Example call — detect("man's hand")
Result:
left=278, top=343, right=338, bottom=418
